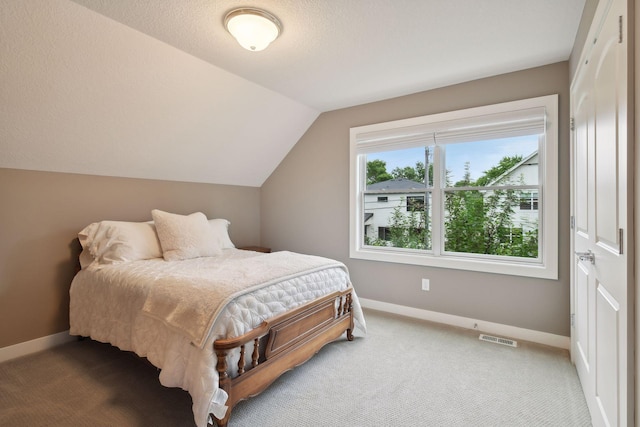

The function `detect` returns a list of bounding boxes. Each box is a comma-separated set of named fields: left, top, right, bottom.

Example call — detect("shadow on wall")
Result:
left=0, top=232, right=82, bottom=346
left=56, top=237, right=83, bottom=320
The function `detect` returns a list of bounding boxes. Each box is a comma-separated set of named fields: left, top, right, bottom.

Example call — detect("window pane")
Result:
left=444, top=135, right=538, bottom=187
left=364, top=147, right=432, bottom=250
left=444, top=189, right=539, bottom=258
left=366, top=147, right=433, bottom=187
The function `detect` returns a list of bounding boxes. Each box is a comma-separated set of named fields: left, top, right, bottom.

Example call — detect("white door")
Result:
left=570, top=0, right=632, bottom=425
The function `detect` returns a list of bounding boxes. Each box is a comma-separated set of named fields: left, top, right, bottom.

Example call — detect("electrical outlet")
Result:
left=421, top=278, right=430, bottom=291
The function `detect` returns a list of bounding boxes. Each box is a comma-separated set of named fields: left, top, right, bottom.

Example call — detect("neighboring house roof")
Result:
left=367, top=178, right=425, bottom=191
left=364, top=213, right=374, bottom=222
left=486, top=150, right=538, bottom=186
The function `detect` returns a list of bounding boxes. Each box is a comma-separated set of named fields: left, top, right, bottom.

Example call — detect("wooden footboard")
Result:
left=211, top=288, right=355, bottom=427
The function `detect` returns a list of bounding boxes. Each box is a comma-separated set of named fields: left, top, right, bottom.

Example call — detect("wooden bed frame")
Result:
left=211, top=288, right=355, bottom=427
left=72, top=240, right=355, bottom=427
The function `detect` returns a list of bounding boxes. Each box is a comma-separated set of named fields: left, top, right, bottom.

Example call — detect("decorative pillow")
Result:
left=152, top=210, right=222, bottom=261
left=78, top=220, right=162, bottom=268
left=208, top=219, right=235, bottom=249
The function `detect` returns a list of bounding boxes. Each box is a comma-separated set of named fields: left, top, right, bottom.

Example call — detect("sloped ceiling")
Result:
left=0, top=0, right=585, bottom=187
left=70, top=0, right=587, bottom=111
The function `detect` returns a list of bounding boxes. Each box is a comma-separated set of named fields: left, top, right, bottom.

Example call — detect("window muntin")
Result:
left=349, top=95, right=558, bottom=279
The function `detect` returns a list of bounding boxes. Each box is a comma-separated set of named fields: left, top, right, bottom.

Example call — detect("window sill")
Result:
left=351, top=246, right=557, bottom=280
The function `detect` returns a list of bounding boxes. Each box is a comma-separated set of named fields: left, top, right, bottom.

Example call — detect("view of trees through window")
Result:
left=365, top=156, right=431, bottom=250
left=363, top=136, right=540, bottom=259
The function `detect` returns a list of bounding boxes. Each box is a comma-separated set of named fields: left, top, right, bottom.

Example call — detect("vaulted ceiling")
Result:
left=1, top=1, right=586, bottom=187
left=72, top=0, right=587, bottom=111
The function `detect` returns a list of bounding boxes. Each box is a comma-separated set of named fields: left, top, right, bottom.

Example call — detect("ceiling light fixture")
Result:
left=224, top=8, right=282, bottom=52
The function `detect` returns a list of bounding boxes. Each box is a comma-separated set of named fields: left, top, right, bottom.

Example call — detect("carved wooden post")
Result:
left=216, top=348, right=230, bottom=389
left=345, top=293, right=352, bottom=315
left=252, top=338, right=260, bottom=368
left=345, top=292, right=354, bottom=340
left=237, top=344, right=246, bottom=375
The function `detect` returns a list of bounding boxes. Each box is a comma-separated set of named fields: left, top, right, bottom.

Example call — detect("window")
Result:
left=519, top=192, right=539, bottom=210
left=349, top=95, right=558, bottom=279
left=378, top=227, right=390, bottom=240
left=406, top=196, right=425, bottom=212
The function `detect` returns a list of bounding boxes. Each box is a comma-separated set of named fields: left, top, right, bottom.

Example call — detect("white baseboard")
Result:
left=359, top=298, right=570, bottom=350
left=0, top=330, right=75, bottom=363
left=0, top=303, right=569, bottom=364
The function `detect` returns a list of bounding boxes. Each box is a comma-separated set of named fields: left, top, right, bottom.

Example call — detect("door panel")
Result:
left=575, top=262, right=590, bottom=369
left=594, top=33, right=621, bottom=252
left=595, top=283, right=620, bottom=426
left=574, top=94, right=590, bottom=235
left=570, top=0, right=630, bottom=425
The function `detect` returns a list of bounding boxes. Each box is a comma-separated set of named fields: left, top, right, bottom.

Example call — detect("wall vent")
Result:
left=479, top=334, right=518, bottom=347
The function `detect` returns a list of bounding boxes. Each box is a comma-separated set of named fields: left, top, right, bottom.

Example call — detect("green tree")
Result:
left=367, top=159, right=432, bottom=186
left=366, top=159, right=393, bottom=185
left=391, top=161, right=427, bottom=183
left=388, top=198, right=430, bottom=249
left=444, top=158, right=538, bottom=258
left=444, top=164, right=485, bottom=253
left=475, top=155, right=523, bottom=186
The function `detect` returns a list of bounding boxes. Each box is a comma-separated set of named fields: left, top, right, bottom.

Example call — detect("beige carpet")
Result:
left=0, top=309, right=591, bottom=426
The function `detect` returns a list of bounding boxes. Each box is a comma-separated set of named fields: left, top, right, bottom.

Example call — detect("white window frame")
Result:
left=349, top=95, right=558, bottom=279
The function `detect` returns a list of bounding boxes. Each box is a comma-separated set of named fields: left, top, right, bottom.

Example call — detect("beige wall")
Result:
left=0, top=168, right=260, bottom=348
left=261, top=62, right=571, bottom=337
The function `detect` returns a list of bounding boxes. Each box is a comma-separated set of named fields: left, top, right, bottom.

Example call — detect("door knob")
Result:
left=575, top=250, right=595, bottom=264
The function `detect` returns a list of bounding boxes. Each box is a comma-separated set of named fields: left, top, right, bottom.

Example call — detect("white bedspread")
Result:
left=142, top=250, right=348, bottom=348
left=69, top=249, right=365, bottom=427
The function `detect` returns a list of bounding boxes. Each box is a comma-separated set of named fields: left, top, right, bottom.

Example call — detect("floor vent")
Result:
left=479, top=334, right=518, bottom=347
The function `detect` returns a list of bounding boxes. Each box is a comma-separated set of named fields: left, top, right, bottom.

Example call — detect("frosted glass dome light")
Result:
left=224, top=8, right=282, bottom=52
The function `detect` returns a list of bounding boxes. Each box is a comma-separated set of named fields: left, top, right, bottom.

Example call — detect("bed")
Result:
left=69, top=210, right=366, bottom=427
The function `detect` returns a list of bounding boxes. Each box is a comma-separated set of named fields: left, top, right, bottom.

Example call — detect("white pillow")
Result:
left=208, top=219, right=235, bottom=249
left=152, top=210, right=222, bottom=261
left=78, top=221, right=162, bottom=268
left=78, top=222, right=100, bottom=269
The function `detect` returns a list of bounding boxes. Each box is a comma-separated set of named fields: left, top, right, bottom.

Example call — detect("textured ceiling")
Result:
left=70, top=0, right=587, bottom=112
left=1, top=0, right=318, bottom=187
left=2, top=0, right=587, bottom=188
